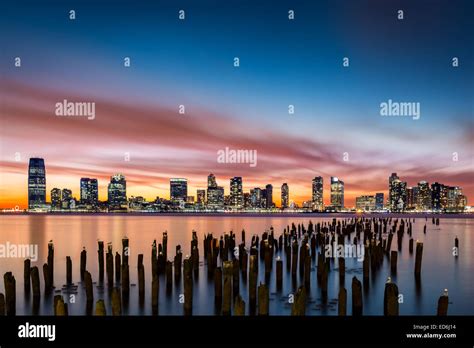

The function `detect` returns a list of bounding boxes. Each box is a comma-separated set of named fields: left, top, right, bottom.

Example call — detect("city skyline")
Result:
left=16, top=157, right=470, bottom=212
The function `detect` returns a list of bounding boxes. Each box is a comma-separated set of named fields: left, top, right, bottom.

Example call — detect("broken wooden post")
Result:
left=232, top=258, right=239, bottom=300
left=165, top=260, right=172, bottom=293
left=338, top=257, right=345, bottom=285
left=24, top=259, right=31, bottom=294
left=338, top=287, right=347, bottom=316
left=383, top=281, right=399, bottom=316
left=138, top=254, right=145, bottom=304
left=122, top=237, right=129, bottom=266
left=115, top=252, right=121, bottom=282
left=223, top=260, right=233, bottom=315
left=257, top=283, right=269, bottom=316
left=249, top=255, right=257, bottom=311
left=390, top=251, right=398, bottom=274
left=31, top=266, right=40, bottom=300
left=183, top=257, right=193, bottom=315
left=98, top=240, right=104, bottom=283
left=291, top=286, right=306, bottom=316
left=43, top=263, right=52, bottom=295
left=80, top=248, right=87, bottom=281
left=66, top=256, right=72, bottom=285
left=121, top=263, right=130, bottom=299
left=152, top=274, right=159, bottom=315
left=234, top=295, right=245, bottom=316
left=454, top=237, right=459, bottom=256
left=106, top=250, right=113, bottom=288
left=47, top=241, right=54, bottom=286
left=214, top=267, right=222, bottom=308
left=321, top=262, right=328, bottom=303
left=111, top=288, right=121, bottom=316
left=352, top=276, right=363, bottom=316
left=0, top=293, right=4, bottom=316
left=291, top=240, right=298, bottom=278
left=437, top=290, right=449, bottom=316
left=84, top=270, right=93, bottom=314
left=409, top=238, right=414, bottom=254
left=414, top=241, right=423, bottom=277
left=363, top=247, right=369, bottom=283
left=95, top=299, right=106, bottom=316
left=54, top=295, right=67, bottom=316
left=3, top=272, right=16, bottom=316
left=276, top=257, right=283, bottom=291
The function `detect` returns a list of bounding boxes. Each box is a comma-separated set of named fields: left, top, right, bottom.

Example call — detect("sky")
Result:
left=0, top=0, right=473, bottom=209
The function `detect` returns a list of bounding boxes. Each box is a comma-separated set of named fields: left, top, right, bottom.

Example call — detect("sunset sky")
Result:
left=0, top=0, right=473, bottom=209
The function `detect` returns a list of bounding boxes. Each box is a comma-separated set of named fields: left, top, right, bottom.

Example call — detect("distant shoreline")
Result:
left=0, top=212, right=472, bottom=218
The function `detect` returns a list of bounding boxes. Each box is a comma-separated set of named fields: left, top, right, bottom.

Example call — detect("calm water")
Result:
left=0, top=215, right=472, bottom=315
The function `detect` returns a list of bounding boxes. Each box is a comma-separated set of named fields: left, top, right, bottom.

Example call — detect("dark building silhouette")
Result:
left=28, top=157, right=46, bottom=209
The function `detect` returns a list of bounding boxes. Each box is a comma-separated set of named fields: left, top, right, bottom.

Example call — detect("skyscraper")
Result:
left=51, top=188, right=61, bottom=210
left=406, top=186, right=419, bottom=210
left=61, top=188, right=73, bottom=209
left=250, top=188, right=262, bottom=208
left=312, top=176, right=324, bottom=211
left=28, top=158, right=46, bottom=209
left=281, top=183, right=289, bottom=209
left=431, top=182, right=447, bottom=211
left=207, top=186, right=224, bottom=209
left=389, top=173, right=407, bottom=212
left=355, top=195, right=376, bottom=211
left=375, top=193, right=384, bottom=210
left=330, top=177, right=344, bottom=210
left=417, top=181, right=431, bottom=211
left=230, top=177, right=244, bottom=209
left=265, top=184, right=273, bottom=209
left=208, top=174, right=217, bottom=188
left=170, top=178, right=188, bottom=203
left=108, top=174, right=127, bottom=210
left=197, top=189, right=206, bottom=206
left=80, top=178, right=98, bottom=207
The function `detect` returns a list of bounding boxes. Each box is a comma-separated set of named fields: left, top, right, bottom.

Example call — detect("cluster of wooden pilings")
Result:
left=0, top=217, right=453, bottom=316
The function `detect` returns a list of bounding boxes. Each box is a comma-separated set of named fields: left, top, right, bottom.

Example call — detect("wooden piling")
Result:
left=214, top=267, right=222, bottom=308
left=414, top=241, right=423, bottom=277
left=24, top=259, right=31, bottom=294
left=42, top=263, right=52, bottom=295
left=437, top=292, right=449, bottom=316
left=351, top=276, right=363, bottom=316
left=338, top=287, right=347, bottom=316
left=291, top=286, right=306, bottom=316
left=47, top=241, right=54, bottom=286
left=138, top=254, right=145, bottom=303
left=276, top=258, right=283, bottom=291
left=223, top=260, right=233, bottom=315
left=249, top=255, right=258, bottom=310
left=95, top=299, right=106, bottom=316
left=3, top=272, right=16, bottom=316
left=66, top=256, right=72, bottom=285
left=152, top=275, right=159, bottom=315
left=234, top=295, right=245, bottom=316
left=80, top=248, right=87, bottom=281
left=232, top=259, right=239, bottom=300
left=257, top=283, right=269, bottom=316
left=31, top=266, right=40, bottom=299
left=383, top=282, right=399, bottom=316
left=409, top=238, right=414, bottom=254
left=111, top=288, right=121, bottom=316
left=54, top=295, right=67, bottom=316
left=0, top=293, right=4, bottom=316
left=115, top=252, right=121, bottom=282
left=338, top=257, right=345, bottom=285
left=121, top=263, right=130, bottom=298
left=84, top=271, right=93, bottom=311
left=98, top=240, right=104, bottom=283
left=390, top=251, right=398, bottom=273
left=165, top=260, right=172, bottom=293
left=106, top=252, right=113, bottom=288
left=183, top=257, right=193, bottom=315
left=122, top=237, right=129, bottom=266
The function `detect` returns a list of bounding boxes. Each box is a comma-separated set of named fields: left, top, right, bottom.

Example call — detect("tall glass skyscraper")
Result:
left=281, top=183, right=289, bottom=209
left=28, top=157, right=46, bottom=209
left=312, top=176, right=323, bottom=211
left=330, top=177, right=344, bottom=210
left=170, top=178, right=188, bottom=202
left=265, top=184, right=273, bottom=209
left=108, top=174, right=127, bottom=210
left=230, top=177, right=243, bottom=209
left=80, top=178, right=98, bottom=207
